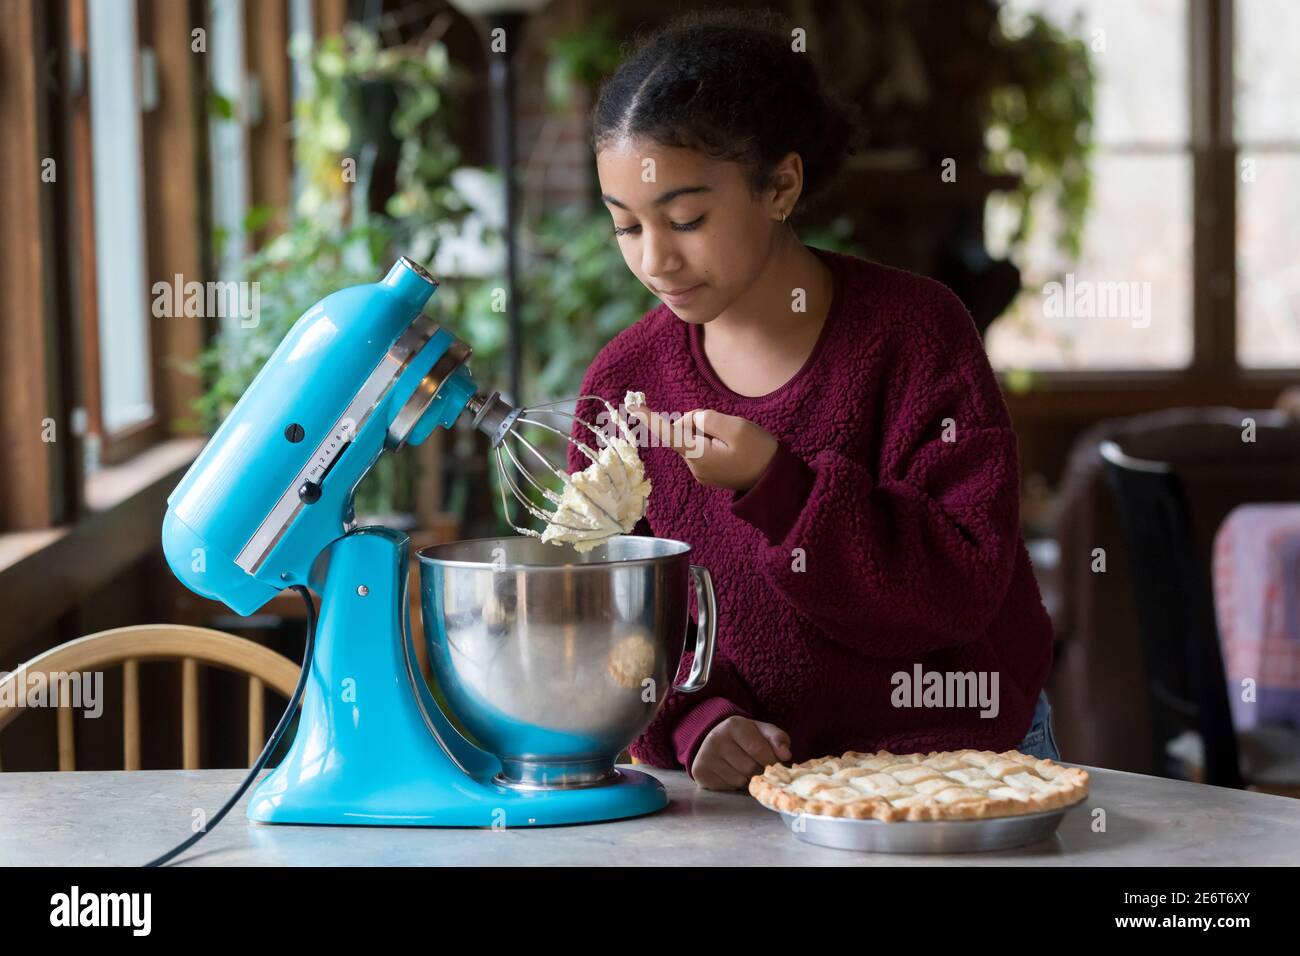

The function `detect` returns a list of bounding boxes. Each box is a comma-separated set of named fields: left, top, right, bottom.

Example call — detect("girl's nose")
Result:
left=641, top=228, right=682, bottom=278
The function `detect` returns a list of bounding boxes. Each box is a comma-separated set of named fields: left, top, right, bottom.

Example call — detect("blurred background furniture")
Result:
left=1213, top=505, right=1300, bottom=732
left=1100, top=438, right=1243, bottom=788
left=1049, top=408, right=1300, bottom=774
left=0, top=625, right=300, bottom=771
left=1100, top=440, right=1300, bottom=795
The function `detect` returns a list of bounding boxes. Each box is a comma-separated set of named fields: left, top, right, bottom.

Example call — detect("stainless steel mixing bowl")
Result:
left=417, top=535, right=717, bottom=790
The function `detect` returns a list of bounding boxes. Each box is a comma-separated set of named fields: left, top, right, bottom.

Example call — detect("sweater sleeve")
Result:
left=628, top=648, right=756, bottom=777
left=729, top=285, right=1022, bottom=658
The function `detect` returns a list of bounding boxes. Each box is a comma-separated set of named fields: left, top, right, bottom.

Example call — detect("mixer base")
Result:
left=245, top=528, right=670, bottom=828
left=494, top=757, right=622, bottom=790
left=248, top=765, right=669, bottom=828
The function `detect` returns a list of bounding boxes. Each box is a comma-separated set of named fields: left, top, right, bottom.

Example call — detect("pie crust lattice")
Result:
left=749, top=749, right=1090, bottom=822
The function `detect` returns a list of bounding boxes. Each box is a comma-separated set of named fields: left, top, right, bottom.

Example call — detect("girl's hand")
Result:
left=627, top=401, right=777, bottom=492
left=691, top=716, right=793, bottom=790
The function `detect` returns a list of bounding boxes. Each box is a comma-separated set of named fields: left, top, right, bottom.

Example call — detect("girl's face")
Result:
left=596, top=137, right=780, bottom=323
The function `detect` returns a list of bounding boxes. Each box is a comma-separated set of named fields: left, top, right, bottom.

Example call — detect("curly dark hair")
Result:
left=589, top=7, right=862, bottom=216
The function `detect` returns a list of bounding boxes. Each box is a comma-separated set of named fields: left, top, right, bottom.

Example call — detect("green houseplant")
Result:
left=985, top=5, right=1097, bottom=389
left=986, top=7, right=1097, bottom=261
left=195, top=24, right=494, bottom=520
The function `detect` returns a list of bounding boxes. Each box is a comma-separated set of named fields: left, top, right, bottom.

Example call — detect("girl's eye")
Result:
left=613, top=215, right=705, bottom=237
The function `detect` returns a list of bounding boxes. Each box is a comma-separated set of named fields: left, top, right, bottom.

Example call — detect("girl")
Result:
left=569, top=8, right=1058, bottom=790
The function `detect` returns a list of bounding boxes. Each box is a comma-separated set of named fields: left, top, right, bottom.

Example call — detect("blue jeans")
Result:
left=1017, top=689, right=1061, bottom=760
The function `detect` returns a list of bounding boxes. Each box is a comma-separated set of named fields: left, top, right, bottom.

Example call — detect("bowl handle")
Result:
left=673, top=565, right=717, bottom=692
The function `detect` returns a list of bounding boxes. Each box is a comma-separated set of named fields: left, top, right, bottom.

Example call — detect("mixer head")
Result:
left=163, top=257, right=489, bottom=614
left=467, top=391, right=644, bottom=543
left=162, top=254, right=646, bottom=617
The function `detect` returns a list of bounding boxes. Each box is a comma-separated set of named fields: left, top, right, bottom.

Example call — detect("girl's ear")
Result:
left=767, top=151, right=804, bottom=219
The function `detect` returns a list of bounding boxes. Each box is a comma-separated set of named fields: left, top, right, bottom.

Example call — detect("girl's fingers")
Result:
left=758, top=723, right=793, bottom=761
left=625, top=403, right=676, bottom=449
left=691, top=408, right=741, bottom=445
left=695, top=744, right=751, bottom=789
left=628, top=403, right=707, bottom=457
left=700, top=766, right=746, bottom=790
left=732, top=720, right=781, bottom=769
left=717, top=742, right=763, bottom=781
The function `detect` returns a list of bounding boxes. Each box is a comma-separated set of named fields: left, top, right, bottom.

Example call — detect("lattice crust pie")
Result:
left=749, top=750, right=1090, bottom=822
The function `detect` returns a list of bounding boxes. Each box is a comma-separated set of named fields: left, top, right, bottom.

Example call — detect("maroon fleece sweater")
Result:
left=568, top=247, right=1054, bottom=778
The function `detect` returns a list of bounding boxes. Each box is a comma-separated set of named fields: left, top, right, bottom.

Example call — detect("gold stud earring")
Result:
left=779, top=211, right=788, bottom=223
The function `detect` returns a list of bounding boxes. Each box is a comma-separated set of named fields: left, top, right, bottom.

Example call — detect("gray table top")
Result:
left=1, top=762, right=1296, bottom=866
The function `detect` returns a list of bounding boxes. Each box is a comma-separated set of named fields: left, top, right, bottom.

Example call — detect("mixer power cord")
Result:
left=143, top=585, right=318, bottom=867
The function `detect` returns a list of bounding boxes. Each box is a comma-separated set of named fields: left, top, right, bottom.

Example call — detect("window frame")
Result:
left=0, top=0, right=308, bottom=643
left=999, top=0, right=1297, bottom=419
left=73, top=0, right=168, bottom=469
left=1230, top=0, right=1300, bottom=370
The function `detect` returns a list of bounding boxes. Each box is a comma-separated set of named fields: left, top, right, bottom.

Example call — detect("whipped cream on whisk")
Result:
left=540, top=392, right=651, bottom=552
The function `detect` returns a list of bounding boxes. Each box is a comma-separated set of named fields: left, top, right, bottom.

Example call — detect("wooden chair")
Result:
left=0, top=624, right=301, bottom=771
left=1100, top=440, right=1300, bottom=796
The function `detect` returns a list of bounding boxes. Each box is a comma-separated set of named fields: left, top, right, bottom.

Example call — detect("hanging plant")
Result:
left=986, top=9, right=1097, bottom=260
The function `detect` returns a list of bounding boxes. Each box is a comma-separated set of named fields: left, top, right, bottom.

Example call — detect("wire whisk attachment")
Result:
left=467, top=391, right=650, bottom=551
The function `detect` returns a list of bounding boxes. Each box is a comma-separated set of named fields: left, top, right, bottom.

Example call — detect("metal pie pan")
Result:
left=776, top=801, right=1080, bottom=854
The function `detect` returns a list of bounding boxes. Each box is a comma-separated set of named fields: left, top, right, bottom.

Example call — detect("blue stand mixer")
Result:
left=161, top=257, right=717, bottom=831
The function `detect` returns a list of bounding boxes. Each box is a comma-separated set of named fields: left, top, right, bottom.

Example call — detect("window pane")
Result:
left=986, top=153, right=1193, bottom=370
left=1234, top=1, right=1300, bottom=368
left=210, top=0, right=250, bottom=289
left=988, top=0, right=1191, bottom=371
left=1000, top=0, right=1188, bottom=147
left=88, top=0, right=154, bottom=433
left=1238, top=154, right=1300, bottom=367
left=1235, top=0, right=1300, bottom=143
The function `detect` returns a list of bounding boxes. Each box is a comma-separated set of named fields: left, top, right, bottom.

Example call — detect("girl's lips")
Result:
left=658, top=283, right=704, bottom=305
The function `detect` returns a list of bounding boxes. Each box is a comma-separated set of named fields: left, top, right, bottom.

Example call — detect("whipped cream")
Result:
left=540, top=395, right=651, bottom=552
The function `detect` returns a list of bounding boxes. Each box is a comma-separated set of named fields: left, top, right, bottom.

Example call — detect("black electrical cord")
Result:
left=143, top=584, right=318, bottom=867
